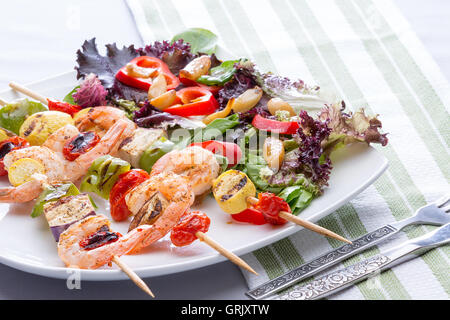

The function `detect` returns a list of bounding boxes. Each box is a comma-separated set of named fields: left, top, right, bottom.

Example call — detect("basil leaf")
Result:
left=197, top=60, right=239, bottom=85
left=63, top=86, right=80, bottom=105
left=172, top=28, right=218, bottom=54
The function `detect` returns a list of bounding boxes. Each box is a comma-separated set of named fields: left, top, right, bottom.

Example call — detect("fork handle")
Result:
left=246, top=224, right=399, bottom=300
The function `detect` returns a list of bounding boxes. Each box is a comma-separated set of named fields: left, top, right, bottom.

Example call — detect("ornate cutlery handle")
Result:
left=276, top=254, right=392, bottom=300
left=246, top=225, right=398, bottom=299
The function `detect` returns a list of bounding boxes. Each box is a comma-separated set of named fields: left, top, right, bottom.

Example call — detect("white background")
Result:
left=0, top=0, right=448, bottom=299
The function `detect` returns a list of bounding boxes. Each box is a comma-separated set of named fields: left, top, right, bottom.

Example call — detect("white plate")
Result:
left=0, top=71, right=388, bottom=280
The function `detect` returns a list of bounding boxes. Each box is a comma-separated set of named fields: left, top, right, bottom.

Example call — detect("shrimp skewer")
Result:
left=57, top=214, right=155, bottom=297
left=125, top=172, right=195, bottom=254
left=0, top=119, right=130, bottom=203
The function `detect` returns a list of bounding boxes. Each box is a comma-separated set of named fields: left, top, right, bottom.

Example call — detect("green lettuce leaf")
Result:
left=172, top=28, right=218, bottom=54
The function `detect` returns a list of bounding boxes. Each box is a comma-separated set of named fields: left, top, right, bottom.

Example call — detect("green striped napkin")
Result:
left=127, top=0, right=450, bottom=299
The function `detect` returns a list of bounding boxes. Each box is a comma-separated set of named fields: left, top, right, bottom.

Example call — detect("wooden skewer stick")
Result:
left=111, top=255, right=155, bottom=298
left=195, top=231, right=258, bottom=275
left=0, top=97, right=8, bottom=106
left=247, top=197, right=352, bottom=244
left=9, top=82, right=48, bottom=105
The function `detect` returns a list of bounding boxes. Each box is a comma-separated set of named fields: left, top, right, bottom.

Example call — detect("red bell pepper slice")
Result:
left=164, top=87, right=219, bottom=117
left=188, top=140, right=242, bottom=168
left=231, top=208, right=267, bottom=225
left=252, top=114, right=300, bottom=135
left=115, top=56, right=180, bottom=91
left=47, top=99, right=82, bottom=117
left=179, top=76, right=222, bottom=95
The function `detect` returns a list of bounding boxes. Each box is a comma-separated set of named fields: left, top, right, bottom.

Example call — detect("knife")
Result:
left=272, top=223, right=450, bottom=300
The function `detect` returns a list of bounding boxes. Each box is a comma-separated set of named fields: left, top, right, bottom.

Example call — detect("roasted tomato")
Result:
left=109, top=169, right=150, bottom=221
left=253, top=192, right=291, bottom=225
left=0, top=136, right=30, bottom=176
left=170, top=211, right=210, bottom=247
left=62, top=131, right=100, bottom=161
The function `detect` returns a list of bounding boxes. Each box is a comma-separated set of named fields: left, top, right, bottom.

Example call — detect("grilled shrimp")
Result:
left=74, top=106, right=136, bottom=139
left=125, top=172, right=195, bottom=254
left=0, top=119, right=130, bottom=203
left=57, top=214, right=153, bottom=269
left=42, top=124, right=80, bottom=154
left=0, top=173, right=48, bottom=203
left=150, top=146, right=220, bottom=197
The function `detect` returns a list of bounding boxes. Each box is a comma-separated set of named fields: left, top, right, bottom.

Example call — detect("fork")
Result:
left=246, top=192, right=450, bottom=300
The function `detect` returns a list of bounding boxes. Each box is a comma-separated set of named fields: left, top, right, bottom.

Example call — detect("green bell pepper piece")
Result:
left=0, top=99, right=48, bottom=135
left=31, top=182, right=80, bottom=218
left=139, top=136, right=175, bottom=174
left=80, top=155, right=131, bottom=199
left=196, top=60, right=239, bottom=86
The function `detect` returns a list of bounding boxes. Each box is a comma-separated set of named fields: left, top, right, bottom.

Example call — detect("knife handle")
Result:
left=246, top=225, right=398, bottom=299
left=276, top=254, right=393, bottom=300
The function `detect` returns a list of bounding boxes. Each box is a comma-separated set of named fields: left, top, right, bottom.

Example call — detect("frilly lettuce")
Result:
left=73, top=73, right=108, bottom=108
left=319, top=102, right=388, bottom=153
left=238, top=60, right=339, bottom=113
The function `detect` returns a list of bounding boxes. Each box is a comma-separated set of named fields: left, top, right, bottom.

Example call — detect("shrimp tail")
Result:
left=0, top=173, right=47, bottom=203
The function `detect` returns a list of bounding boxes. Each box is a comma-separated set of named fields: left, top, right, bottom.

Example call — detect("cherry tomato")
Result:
left=0, top=137, right=30, bottom=176
left=188, top=140, right=242, bottom=168
left=170, top=210, right=210, bottom=247
left=109, top=169, right=150, bottom=221
left=79, top=225, right=122, bottom=250
left=254, top=192, right=291, bottom=225
left=231, top=208, right=267, bottom=225
left=47, top=99, right=82, bottom=116
left=62, top=131, right=100, bottom=161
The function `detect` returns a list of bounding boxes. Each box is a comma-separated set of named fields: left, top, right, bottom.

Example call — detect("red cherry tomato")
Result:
left=170, top=210, right=211, bottom=247
left=47, top=99, right=82, bottom=116
left=109, top=169, right=150, bottom=221
left=79, top=225, right=122, bottom=250
left=231, top=208, right=267, bottom=225
left=0, top=137, right=30, bottom=176
left=62, top=131, right=100, bottom=161
left=188, top=140, right=242, bottom=168
left=254, top=192, right=291, bottom=225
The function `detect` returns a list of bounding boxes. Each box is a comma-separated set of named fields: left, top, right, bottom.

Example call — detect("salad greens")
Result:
left=0, top=99, right=47, bottom=135
left=172, top=28, right=218, bottom=55
left=71, top=28, right=388, bottom=217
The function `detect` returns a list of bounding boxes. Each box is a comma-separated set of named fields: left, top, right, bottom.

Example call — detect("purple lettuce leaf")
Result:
left=267, top=110, right=332, bottom=193
left=75, top=38, right=197, bottom=102
left=137, top=39, right=197, bottom=76
left=72, top=73, right=108, bottom=108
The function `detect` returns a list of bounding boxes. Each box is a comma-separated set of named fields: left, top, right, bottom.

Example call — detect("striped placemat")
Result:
left=127, top=0, right=450, bottom=299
